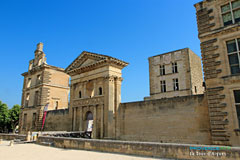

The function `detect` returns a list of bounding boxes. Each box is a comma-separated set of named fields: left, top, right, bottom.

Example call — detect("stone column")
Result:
left=83, top=81, right=87, bottom=98
left=100, top=104, right=104, bottom=138
left=69, top=83, right=74, bottom=124
left=73, top=107, right=76, bottom=131
left=93, top=79, right=96, bottom=97
left=115, top=77, right=123, bottom=139
left=104, top=76, right=115, bottom=138
left=93, top=105, right=97, bottom=139
left=79, top=107, right=83, bottom=131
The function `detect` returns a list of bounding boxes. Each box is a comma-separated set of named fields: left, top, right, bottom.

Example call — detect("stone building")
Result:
left=19, top=43, right=70, bottom=133
left=65, top=51, right=128, bottom=139
left=148, top=48, right=204, bottom=100
left=195, top=0, right=240, bottom=146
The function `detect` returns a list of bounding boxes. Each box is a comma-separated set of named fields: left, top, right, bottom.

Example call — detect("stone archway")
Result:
left=85, top=111, right=93, bottom=132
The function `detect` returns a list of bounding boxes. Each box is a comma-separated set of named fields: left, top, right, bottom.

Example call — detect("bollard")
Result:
left=9, top=140, right=14, bottom=146
left=32, top=133, right=38, bottom=141
left=26, top=131, right=31, bottom=141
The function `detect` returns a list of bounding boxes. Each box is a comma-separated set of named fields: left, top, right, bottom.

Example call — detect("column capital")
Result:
left=115, top=77, right=123, bottom=82
left=104, top=76, right=115, bottom=81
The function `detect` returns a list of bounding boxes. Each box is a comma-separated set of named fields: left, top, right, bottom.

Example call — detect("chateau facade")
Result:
left=19, top=0, right=240, bottom=146
left=19, top=43, right=69, bottom=132
left=195, top=0, right=240, bottom=146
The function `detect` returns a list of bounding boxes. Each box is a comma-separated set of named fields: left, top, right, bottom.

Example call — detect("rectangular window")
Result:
left=54, top=101, right=59, bottom=110
left=160, top=80, right=166, bottom=93
left=25, top=93, right=30, bottom=107
left=226, top=39, right=240, bottom=74
left=172, top=62, right=178, bottom=73
left=36, top=75, right=41, bottom=85
left=234, top=90, right=240, bottom=128
left=23, top=114, right=27, bottom=129
left=160, top=65, right=165, bottom=76
left=221, top=0, right=240, bottom=26
left=173, top=78, right=179, bottom=91
left=27, top=78, right=31, bottom=88
left=34, top=91, right=39, bottom=106
left=32, top=113, right=36, bottom=129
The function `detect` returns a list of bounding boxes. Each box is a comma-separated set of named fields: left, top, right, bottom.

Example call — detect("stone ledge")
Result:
left=36, top=136, right=240, bottom=160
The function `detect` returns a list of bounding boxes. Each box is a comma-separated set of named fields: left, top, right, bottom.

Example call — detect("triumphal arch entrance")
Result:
left=65, top=51, right=128, bottom=139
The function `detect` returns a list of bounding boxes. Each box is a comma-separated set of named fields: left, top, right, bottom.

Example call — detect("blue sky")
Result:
left=0, top=0, right=202, bottom=107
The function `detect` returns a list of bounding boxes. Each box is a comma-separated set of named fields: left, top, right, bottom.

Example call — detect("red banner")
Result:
left=41, top=104, right=49, bottom=130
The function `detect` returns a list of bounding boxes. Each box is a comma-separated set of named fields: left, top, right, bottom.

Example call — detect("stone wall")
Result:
left=0, top=134, right=26, bottom=140
left=188, top=49, right=204, bottom=95
left=44, top=109, right=71, bottom=131
left=37, top=136, right=240, bottom=160
left=117, top=94, right=211, bottom=144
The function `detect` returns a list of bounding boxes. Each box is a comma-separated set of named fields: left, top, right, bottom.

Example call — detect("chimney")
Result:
left=36, top=42, right=43, bottom=52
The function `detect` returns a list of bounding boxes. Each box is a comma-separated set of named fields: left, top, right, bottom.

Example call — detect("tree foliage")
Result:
left=0, top=101, right=21, bottom=133
left=0, top=101, right=9, bottom=132
left=9, top=104, right=21, bottom=131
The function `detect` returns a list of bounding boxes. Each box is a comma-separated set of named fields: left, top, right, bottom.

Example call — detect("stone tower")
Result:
left=148, top=48, right=204, bottom=100
left=195, top=0, right=240, bottom=146
left=19, top=43, right=70, bottom=133
left=65, top=51, right=128, bottom=139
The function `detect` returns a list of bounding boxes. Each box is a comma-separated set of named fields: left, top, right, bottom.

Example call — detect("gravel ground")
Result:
left=0, top=140, right=170, bottom=160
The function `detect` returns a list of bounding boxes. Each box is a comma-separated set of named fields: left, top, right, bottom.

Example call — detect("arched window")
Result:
left=85, top=111, right=93, bottom=120
left=79, top=91, right=82, bottom=98
left=99, top=87, right=103, bottom=95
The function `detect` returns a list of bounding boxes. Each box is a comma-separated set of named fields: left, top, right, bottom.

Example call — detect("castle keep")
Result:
left=148, top=48, right=204, bottom=100
left=19, top=0, right=240, bottom=146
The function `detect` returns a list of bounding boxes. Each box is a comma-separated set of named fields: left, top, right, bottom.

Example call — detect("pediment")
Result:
left=65, top=51, right=129, bottom=75
left=65, top=51, right=107, bottom=73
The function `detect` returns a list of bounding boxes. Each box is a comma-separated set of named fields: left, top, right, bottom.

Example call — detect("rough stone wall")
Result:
left=117, top=95, right=211, bottom=144
left=188, top=49, right=205, bottom=95
left=195, top=0, right=240, bottom=146
left=44, top=109, right=71, bottom=131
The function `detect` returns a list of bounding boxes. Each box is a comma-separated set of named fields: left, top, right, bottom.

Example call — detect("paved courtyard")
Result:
left=0, top=141, right=169, bottom=160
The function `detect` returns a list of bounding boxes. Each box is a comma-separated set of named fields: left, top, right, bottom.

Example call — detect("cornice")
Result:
left=23, top=83, right=69, bottom=92
left=22, top=64, right=66, bottom=76
left=199, top=22, right=240, bottom=40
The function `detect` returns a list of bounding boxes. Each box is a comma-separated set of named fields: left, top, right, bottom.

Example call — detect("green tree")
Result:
left=0, top=101, right=9, bottom=132
left=8, top=104, right=21, bottom=132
